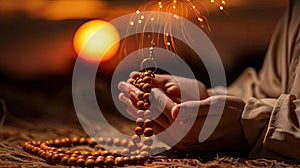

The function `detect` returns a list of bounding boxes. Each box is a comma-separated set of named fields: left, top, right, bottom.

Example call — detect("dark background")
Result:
left=0, top=0, right=288, bottom=123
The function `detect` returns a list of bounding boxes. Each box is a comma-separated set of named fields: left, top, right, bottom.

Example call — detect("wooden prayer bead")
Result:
left=128, top=142, right=138, bottom=151
left=83, top=151, right=91, bottom=157
left=132, top=135, right=141, bottom=144
left=135, top=126, right=144, bottom=135
left=143, top=76, right=152, bottom=83
left=138, top=83, right=145, bottom=90
left=136, top=118, right=144, bottom=127
left=45, top=140, right=54, bottom=146
left=121, top=148, right=130, bottom=156
left=142, top=83, right=152, bottom=93
left=68, top=156, right=77, bottom=166
left=86, top=156, right=95, bottom=160
left=106, top=155, right=115, bottom=160
left=79, top=137, right=88, bottom=145
left=136, top=155, right=146, bottom=165
left=143, top=137, right=153, bottom=146
left=144, top=70, right=153, bottom=77
left=129, top=156, right=137, bottom=165
left=51, top=154, right=60, bottom=164
left=37, top=149, right=43, bottom=156
left=92, top=151, right=101, bottom=157
left=32, top=147, right=39, bottom=155
left=77, top=155, right=85, bottom=159
left=71, top=153, right=78, bottom=158
left=63, top=138, right=71, bottom=146
left=61, top=156, right=69, bottom=165
left=144, top=101, right=151, bottom=109
left=136, top=78, right=143, bottom=84
left=144, top=128, right=154, bottom=137
left=85, top=158, right=95, bottom=167
left=123, top=156, right=130, bottom=165
left=45, top=152, right=54, bottom=163
left=65, top=150, right=73, bottom=155
left=144, top=110, right=153, bottom=119
left=98, top=137, right=105, bottom=145
left=73, top=151, right=81, bottom=156
left=58, top=153, right=65, bottom=158
left=49, top=147, right=57, bottom=152
left=115, top=157, right=125, bottom=167
left=111, top=150, right=121, bottom=157
left=106, top=137, right=114, bottom=146
left=144, top=119, right=153, bottom=128
left=95, top=156, right=105, bottom=167
left=121, top=139, right=129, bottom=147
left=143, top=93, right=150, bottom=100
left=71, top=137, right=79, bottom=145
left=101, top=150, right=110, bottom=157
left=137, top=101, right=145, bottom=109
left=113, top=138, right=121, bottom=147
left=105, top=157, right=115, bottom=167
left=141, top=146, right=152, bottom=154
left=32, top=141, right=41, bottom=146
left=139, top=151, right=150, bottom=156
left=76, top=158, right=86, bottom=167
left=87, top=138, right=97, bottom=147
left=54, top=139, right=61, bottom=147
left=137, top=110, right=144, bottom=118
left=57, top=148, right=65, bottom=153
left=137, top=91, right=144, bottom=99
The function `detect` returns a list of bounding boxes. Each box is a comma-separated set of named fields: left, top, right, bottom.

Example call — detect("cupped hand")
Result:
left=118, top=81, right=176, bottom=134
left=128, top=72, right=209, bottom=104
left=169, top=95, right=247, bottom=151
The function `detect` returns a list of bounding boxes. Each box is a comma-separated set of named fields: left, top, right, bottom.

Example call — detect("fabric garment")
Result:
left=211, top=0, right=300, bottom=162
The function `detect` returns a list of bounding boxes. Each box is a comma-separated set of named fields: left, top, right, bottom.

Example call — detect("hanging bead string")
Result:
left=23, top=44, right=162, bottom=167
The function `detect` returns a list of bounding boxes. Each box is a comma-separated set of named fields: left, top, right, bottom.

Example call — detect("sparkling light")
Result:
left=125, top=0, right=227, bottom=55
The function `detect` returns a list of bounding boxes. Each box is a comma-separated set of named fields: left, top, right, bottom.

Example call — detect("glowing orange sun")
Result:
left=73, top=20, right=120, bottom=62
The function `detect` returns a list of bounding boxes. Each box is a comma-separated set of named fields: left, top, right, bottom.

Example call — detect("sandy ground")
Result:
left=1, top=110, right=300, bottom=168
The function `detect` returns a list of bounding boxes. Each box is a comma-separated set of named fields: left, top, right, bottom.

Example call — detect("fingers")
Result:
left=129, top=71, right=140, bottom=79
left=118, top=92, right=132, bottom=106
left=171, top=95, right=246, bottom=120
left=171, top=101, right=202, bottom=120
left=150, top=88, right=176, bottom=122
left=126, top=106, right=138, bottom=118
left=118, top=81, right=139, bottom=93
left=151, top=74, right=169, bottom=89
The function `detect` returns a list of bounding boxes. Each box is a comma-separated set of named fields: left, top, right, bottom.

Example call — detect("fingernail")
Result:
left=118, top=82, right=127, bottom=90
left=171, top=105, right=180, bottom=119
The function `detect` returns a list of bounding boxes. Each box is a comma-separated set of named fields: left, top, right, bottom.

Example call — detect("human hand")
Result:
left=118, top=79, right=247, bottom=151
left=169, top=95, right=247, bottom=151
left=128, top=72, right=209, bottom=104
left=118, top=81, right=176, bottom=134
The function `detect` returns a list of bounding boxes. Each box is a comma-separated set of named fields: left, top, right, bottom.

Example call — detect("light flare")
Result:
left=123, top=0, right=227, bottom=59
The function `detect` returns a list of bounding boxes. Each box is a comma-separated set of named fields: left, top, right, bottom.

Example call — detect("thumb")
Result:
left=171, top=101, right=203, bottom=120
left=151, top=74, right=170, bottom=89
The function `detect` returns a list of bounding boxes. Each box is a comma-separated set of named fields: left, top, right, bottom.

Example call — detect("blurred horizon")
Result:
left=0, top=0, right=288, bottom=80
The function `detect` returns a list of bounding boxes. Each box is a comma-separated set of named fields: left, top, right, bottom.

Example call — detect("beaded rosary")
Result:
left=23, top=42, right=163, bottom=167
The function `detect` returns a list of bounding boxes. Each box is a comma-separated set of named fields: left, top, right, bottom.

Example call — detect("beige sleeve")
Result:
left=241, top=94, right=300, bottom=162
left=208, top=2, right=300, bottom=162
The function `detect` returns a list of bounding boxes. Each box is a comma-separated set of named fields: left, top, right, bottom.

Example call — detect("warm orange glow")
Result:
left=73, top=20, right=120, bottom=62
